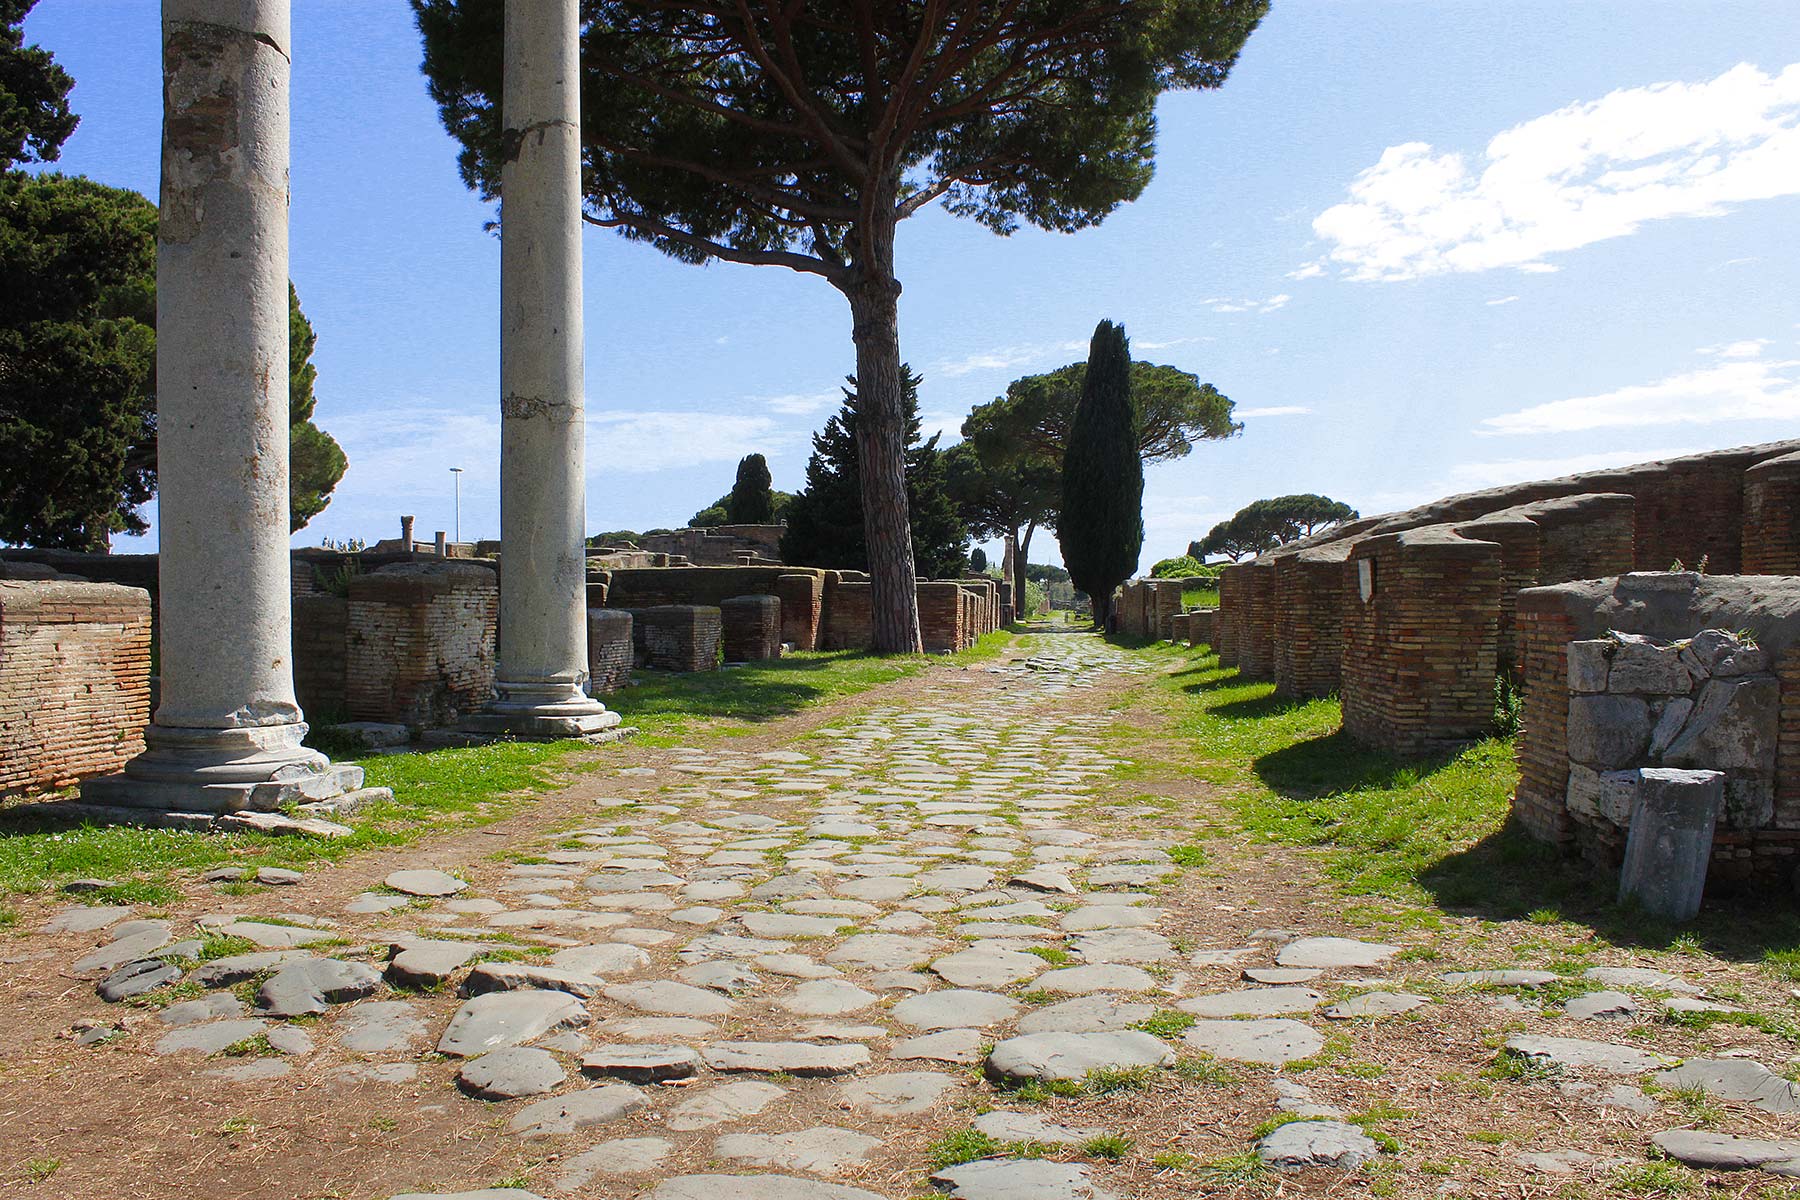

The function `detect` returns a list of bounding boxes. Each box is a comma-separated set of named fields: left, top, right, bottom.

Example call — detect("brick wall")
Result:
left=1341, top=528, right=1502, bottom=756
left=1190, top=608, right=1217, bottom=647
left=1272, top=546, right=1351, bottom=699
left=635, top=605, right=722, bottom=671
left=587, top=608, right=633, bottom=694
left=1147, top=581, right=1183, bottom=640
left=775, top=573, right=823, bottom=650
left=345, top=562, right=498, bottom=728
left=1216, top=566, right=1246, bottom=666
left=1235, top=560, right=1279, bottom=681
left=0, top=581, right=151, bottom=797
left=918, top=582, right=966, bottom=653
left=820, top=579, right=872, bottom=651
left=1512, top=594, right=1580, bottom=846
left=721, top=594, right=782, bottom=662
left=1745, top=451, right=1800, bottom=575
left=292, top=594, right=348, bottom=720
left=601, top=565, right=828, bottom=655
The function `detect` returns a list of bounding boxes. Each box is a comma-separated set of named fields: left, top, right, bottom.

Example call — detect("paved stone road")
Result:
left=32, top=630, right=1795, bottom=1198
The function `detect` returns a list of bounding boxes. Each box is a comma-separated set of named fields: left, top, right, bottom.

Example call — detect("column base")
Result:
left=456, top=680, right=625, bottom=742
left=80, top=721, right=378, bottom=815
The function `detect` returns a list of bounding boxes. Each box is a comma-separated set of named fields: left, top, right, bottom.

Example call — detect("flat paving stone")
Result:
left=159, top=993, right=245, bottom=1025
left=1034, top=964, right=1158, bottom=995
left=932, top=947, right=1048, bottom=987
left=1565, top=990, right=1640, bottom=1021
left=666, top=1080, right=787, bottom=1131
left=825, top=934, right=938, bottom=971
left=604, top=980, right=735, bottom=1017
left=893, top=988, right=1022, bottom=1031
left=986, top=1030, right=1174, bottom=1082
left=555, top=1138, right=673, bottom=1187
left=1073, top=929, right=1175, bottom=964
left=45, top=906, right=134, bottom=935
left=1653, top=1129, right=1800, bottom=1170
left=506, top=1085, right=647, bottom=1137
left=458, top=1047, right=567, bottom=1099
left=892, top=1028, right=986, bottom=1063
left=97, top=957, right=182, bottom=1002
left=1323, top=991, right=1429, bottom=1019
left=551, top=943, right=653, bottom=976
left=1257, top=1120, right=1380, bottom=1172
left=701, top=1041, right=871, bottom=1076
left=438, top=989, right=587, bottom=1057
left=1585, top=966, right=1699, bottom=993
left=387, top=940, right=481, bottom=988
left=931, top=1159, right=1117, bottom=1200
left=1179, top=985, right=1323, bottom=1017
left=257, top=958, right=382, bottom=1016
left=713, top=1126, right=881, bottom=1175
left=1504, top=1035, right=1678, bottom=1075
left=339, top=1001, right=428, bottom=1055
left=72, top=920, right=173, bottom=974
left=1183, top=1018, right=1325, bottom=1065
left=1244, top=967, right=1322, bottom=984
left=580, top=1043, right=701, bottom=1082
left=776, top=978, right=879, bottom=1016
left=837, top=1070, right=960, bottom=1115
left=391, top=1192, right=546, bottom=1200
left=644, top=1177, right=889, bottom=1200
left=1274, top=937, right=1398, bottom=970
left=155, top=1018, right=268, bottom=1056
left=1017, top=995, right=1156, bottom=1034
left=465, top=961, right=605, bottom=999
left=1439, top=970, right=1558, bottom=988
left=1654, top=1058, right=1800, bottom=1114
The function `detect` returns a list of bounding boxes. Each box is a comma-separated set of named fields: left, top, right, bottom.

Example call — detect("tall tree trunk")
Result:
left=845, top=208, right=921, bottom=654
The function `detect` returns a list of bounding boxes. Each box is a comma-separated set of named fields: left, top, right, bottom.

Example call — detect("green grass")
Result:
left=1081, top=1133, right=1134, bottom=1159
left=1134, top=1009, right=1197, bottom=1038
left=1181, top=587, right=1220, bottom=609
left=927, top=1127, right=1004, bottom=1168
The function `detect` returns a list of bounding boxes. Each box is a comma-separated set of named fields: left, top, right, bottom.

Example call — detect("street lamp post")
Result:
left=450, top=466, right=463, bottom=547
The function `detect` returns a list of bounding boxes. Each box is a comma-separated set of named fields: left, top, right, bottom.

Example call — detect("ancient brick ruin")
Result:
left=1512, top=574, right=1800, bottom=891
left=344, top=563, right=499, bottom=730
left=1213, top=440, right=1800, bottom=754
left=0, top=580, right=151, bottom=798
left=720, top=594, right=783, bottom=662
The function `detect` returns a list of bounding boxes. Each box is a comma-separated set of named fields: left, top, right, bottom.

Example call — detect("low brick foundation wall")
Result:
left=0, top=580, right=151, bottom=797
left=919, top=582, right=966, bottom=653
left=1235, top=560, right=1278, bottom=680
left=636, top=605, right=722, bottom=671
left=1745, top=451, right=1800, bottom=575
left=721, top=594, right=782, bottom=662
left=1216, top=567, right=1245, bottom=666
left=1272, top=546, right=1350, bottom=699
left=1341, top=528, right=1502, bottom=756
left=775, top=573, right=823, bottom=650
left=292, top=594, right=349, bottom=720
left=346, top=562, right=498, bottom=728
left=1190, top=608, right=1217, bottom=647
left=587, top=608, right=633, bottom=694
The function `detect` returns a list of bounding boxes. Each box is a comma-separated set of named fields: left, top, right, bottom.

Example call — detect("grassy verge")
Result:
left=1124, top=642, right=1800, bottom=965
left=1180, top=587, right=1221, bottom=609
left=0, top=637, right=1010, bottom=901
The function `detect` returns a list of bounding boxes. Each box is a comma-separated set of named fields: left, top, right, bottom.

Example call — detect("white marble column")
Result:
left=85, top=0, right=362, bottom=811
left=468, top=0, right=618, bottom=739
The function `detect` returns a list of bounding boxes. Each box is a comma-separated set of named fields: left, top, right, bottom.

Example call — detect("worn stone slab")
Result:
left=72, top=920, right=173, bottom=974
left=1257, top=1120, right=1379, bottom=1172
left=604, top=980, right=735, bottom=1017
left=1032, top=964, right=1156, bottom=995
left=387, top=940, right=481, bottom=988
left=713, top=1126, right=881, bottom=1175
left=551, top=943, right=653, bottom=977
left=1180, top=986, right=1323, bottom=1018
left=385, top=869, right=469, bottom=897
left=824, top=934, right=938, bottom=971
left=666, top=1080, right=787, bottom=1131
left=1438, top=970, right=1558, bottom=988
left=1653, top=1129, right=1800, bottom=1171
left=1504, top=1035, right=1678, bottom=1075
left=930, top=947, right=1045, bottom=988
left=776, top=978, right=879, bottom=1016
left=554, top=1138, right=673, bottom=1187
left=986, top=1030, right=1173, bottom=1082
left=1274, top=937, right=1398, bottom=970
left=1654, top=1059, right=1800, bottom=1114
left=701, top=1041, right=871, bottom=1076
left=1183, top=1019, right=1325, bottom=1065
left=930, top=1159, right=1116, bottom=1200
left=1565, top=991, right=1640, bottom=1021
left=257, top=958, right=381, bottom=1017
left=339, top=1001, right=429, bottom=1055
left=1323, top=991, right=1428, bottom=1019
left=644, top=1177, right=887, bottom=1200
left=217, top=920, right=340, bottom=950
left=97, top=958, right=182, bottom=1002
left=1073, top=929, right=1175, bottom=964
left=158, top=993, right=245, bottom=1025
left=458, top=1047, right=567, bottom=1099
left=154, top=1018, right=268, bottom=1056
left=466, top=961, right=605, bottom=999
left=892, top=989, right=1021, bottom=1031
left=438, top=989, right=587, bottom=1057
left=1583, top=966, right=1699, bottom=993
left=973, top=1111, right=1106, bottom=1147
left=580, top=1043, right=701, bottom=1083
left=506, top=1085, right=648, bottom=1137
left=45, top=906, right=134, bottom=935
left=1017, top=995, right=1156, bottom=1035
left=838, top=1070, right=960, bottom=1115
left=892, top=1028, right=987, bottom=1063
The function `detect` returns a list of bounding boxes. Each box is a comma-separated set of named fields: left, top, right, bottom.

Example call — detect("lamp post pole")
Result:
left=450, top=466, right=463, bottom=546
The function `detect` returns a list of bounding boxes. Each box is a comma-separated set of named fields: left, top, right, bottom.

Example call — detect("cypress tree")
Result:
left=724, top=453, right=776, bottom=524
left=1058, top=320, right=1144, bottom=629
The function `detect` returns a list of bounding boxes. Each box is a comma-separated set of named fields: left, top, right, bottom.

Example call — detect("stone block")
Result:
left=636, top=606, right=722, bottom=672
left=1567, top=765, right=1640, bottom=828
left=1607, top=640, right=1692, bottom=694
left=1724, top=774, right=1776, bottom=830
left=1567, top=641, right=1611, bottom=693
left=1648, top=698, right=1694, bottom=757
left=1663, top=676, right=1779, bottom=771
left=720, top=594, right=782, bottom=663
left=1567, top=694, right=1653, bottom=769
left=1618, top=768, right=1724, bottom=922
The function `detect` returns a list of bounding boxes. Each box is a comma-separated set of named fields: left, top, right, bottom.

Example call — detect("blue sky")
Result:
left=23, top=1, right=1800, bottom=567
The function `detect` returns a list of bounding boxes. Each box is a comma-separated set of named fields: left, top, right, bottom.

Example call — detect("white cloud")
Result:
left=1480, top=341, right=1800, bottom=435
left=1236, top=405, right=1313, bottom=418
left=932, top=340, right=1086, bottom=378
left=1444, top=448, right=1701, bottom=491
left=587, top=410, right=802, bottom=470
left=1486, top=295, right=1520, bottom=306
left=1203, top=293, right=1291, bottom=314
left=1286, top=262, right=1326, bottom=281
left=1305, top=61, right=1800, bottom=281
left=761, top=391, right=838, bottom=416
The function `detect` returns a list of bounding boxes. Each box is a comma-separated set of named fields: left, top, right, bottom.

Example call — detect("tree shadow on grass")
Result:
left=1251, top=728, right=1459, bottom=798
left=1210, top=692, right=1318, bottom=722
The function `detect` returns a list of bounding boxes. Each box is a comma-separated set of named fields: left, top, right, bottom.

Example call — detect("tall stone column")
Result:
left=466, top=0, right=618, bottom=739
left=84, top=0, right=364, bottom=813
